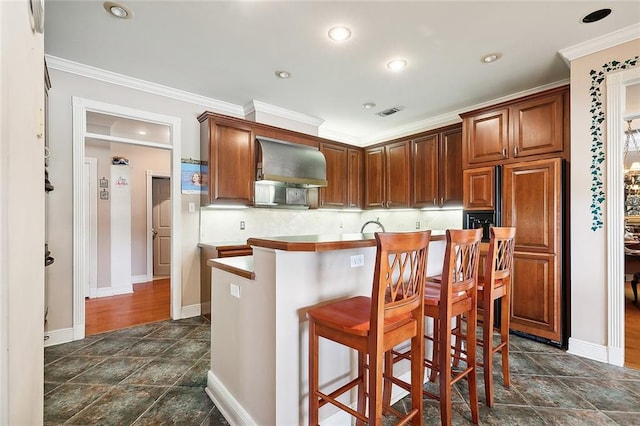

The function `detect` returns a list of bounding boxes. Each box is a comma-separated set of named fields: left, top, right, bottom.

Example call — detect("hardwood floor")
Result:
left=85, top=278, right=171, bottom=336
left=625, top=283, right=640, bottom=370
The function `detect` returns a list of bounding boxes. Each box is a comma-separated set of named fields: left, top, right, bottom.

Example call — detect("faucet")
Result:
left=360, top=219, right=385, bottom=233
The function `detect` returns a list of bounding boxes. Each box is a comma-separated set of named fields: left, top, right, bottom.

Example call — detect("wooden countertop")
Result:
left=208, top=256, right=255, bottom=280
left=247, top=231, right=446, bottom=252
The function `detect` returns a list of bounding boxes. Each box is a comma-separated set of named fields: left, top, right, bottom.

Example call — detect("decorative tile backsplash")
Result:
left=200, top=208, right=462, bottom=243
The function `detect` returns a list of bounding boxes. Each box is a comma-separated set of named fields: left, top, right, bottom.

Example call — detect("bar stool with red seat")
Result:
left=307, top=231, right=431, bottom=426
left=384, top=228, right=482, bottom=425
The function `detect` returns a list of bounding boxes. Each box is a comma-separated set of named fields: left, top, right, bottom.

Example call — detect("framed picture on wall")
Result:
left=181, top=159, right=206, bottom=194
left=100, top=189, right=109, bottom=200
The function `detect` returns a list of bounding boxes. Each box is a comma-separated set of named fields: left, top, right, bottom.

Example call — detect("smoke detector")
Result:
left=377, top=107, right=402, bottom=117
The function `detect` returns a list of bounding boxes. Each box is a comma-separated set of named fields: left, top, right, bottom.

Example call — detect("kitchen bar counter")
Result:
left=206, top=231, right=446, bottom=425
left=207, top=256, right=254, bottom=280
left=247, top=230, right=445, bottom=252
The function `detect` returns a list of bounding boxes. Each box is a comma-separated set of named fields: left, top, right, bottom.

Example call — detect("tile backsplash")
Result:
left=200, top=208, right=462, bottom=243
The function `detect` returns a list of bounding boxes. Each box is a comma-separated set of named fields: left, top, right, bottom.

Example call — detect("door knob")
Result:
left=152, top=228, right=158, bottom=239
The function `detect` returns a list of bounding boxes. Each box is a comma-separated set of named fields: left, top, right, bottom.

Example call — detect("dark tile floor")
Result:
left=45, top=317, right=640, bottom=425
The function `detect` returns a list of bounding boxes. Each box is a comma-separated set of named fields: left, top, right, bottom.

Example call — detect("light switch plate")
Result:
left=188, top=202, right=196, bottom=213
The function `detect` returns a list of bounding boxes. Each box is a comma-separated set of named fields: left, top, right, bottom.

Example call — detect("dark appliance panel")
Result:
left=464, top=210, right=498, bottom=243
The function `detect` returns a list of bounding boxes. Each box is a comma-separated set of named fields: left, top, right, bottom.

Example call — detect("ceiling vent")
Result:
left=377, top=107, right=402, bottom=117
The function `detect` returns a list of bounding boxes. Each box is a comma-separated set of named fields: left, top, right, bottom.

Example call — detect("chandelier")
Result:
left=624, top=118, right=640, bottom=173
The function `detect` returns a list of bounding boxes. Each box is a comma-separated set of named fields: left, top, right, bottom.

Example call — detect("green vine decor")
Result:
left=589, top=56, right=639, bottom=231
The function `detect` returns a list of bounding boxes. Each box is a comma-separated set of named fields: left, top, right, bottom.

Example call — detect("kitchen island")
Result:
left=206, top=232, right=445, bottom=425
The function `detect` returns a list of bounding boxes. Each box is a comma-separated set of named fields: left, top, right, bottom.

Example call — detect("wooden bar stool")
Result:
left=385, top=229, right=482, bottom=425
left=307, top=231, right=431, bottom=426
left=476, top=226, right=516, bottom=407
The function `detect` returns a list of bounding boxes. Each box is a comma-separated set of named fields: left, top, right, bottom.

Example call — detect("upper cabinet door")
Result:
left=439, top=127, right=463, bottom=208
left=463, top=108, right=509, bottom=166
left=319, top=143, right=348, bottom=208
left=510, top=93, right=564, bottom=159
left=463, top=166, right=495, bottom=210
left=209, top=122, right=255, bottom=205
left=347, top=148, right=363, bottom=209
left=364, top=146, right=386, bottom=208
left=412, top=134, right=439, bottom=208
left=385, top=140, right=412, bottom=208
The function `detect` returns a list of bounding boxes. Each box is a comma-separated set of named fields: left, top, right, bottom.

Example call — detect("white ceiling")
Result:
left=44, top=1, right=640, bottom=145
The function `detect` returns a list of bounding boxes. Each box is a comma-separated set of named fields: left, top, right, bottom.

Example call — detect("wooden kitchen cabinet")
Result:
left=199, top=116, right=255, bottom=206
left=412, top=125, right=462, bottom=208
left=463, top=166, right=495, bottom=210
left=347, top=148, right=363, bottom=208
left=462, top=87, right=567, bottom=168
left=364, top=140, right=411, bottom=208
left=502, top=158, right=562, bottom=342
left=319, top=143, right=348, bottom=208
left=319, top=143, right=363, bottom=209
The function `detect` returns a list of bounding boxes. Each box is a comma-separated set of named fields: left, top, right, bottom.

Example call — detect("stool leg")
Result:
left=308, top=320, right=319, bottom=426
left=410, top=329, right=424, bottom=426
left=501, top=288, right=511, bottom=389
left=429, top=319, right=439, bottom=382
left=439, top=316, right=453, bottom=426
left=356, top=352, right=366, bottom=426
left=632, top=280, right=638, bottom=304
left=452, top=314, right=463, bottom=367
left=483, top=289, right=495, bottom=407
left=382, top=350, right=393, bottom=407
left=467, top=301, right=480, bottom=424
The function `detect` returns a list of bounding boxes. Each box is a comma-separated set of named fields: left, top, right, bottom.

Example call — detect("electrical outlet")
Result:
left=416, top=221, right=420, bottom=229
left=230, top=284, right=240, bottom=298
left=240, top=221, right=245, bottom=230
left=350, top=254, right=364, bottom=268
left=188, top=202, right=196, bottom=213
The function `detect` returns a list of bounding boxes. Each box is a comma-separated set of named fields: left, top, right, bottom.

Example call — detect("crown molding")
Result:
left=243, top=100, right=325, bottom=128
left=45, top=55, right=245, bottom=117
left=317, top=127, right=363, bottom=146
left=559, top=23, right=640, bottom=64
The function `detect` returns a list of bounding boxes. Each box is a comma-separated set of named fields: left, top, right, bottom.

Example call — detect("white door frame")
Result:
left=147, top=171, right=171, bottom=279
left=606, top=66, right=640, bottom=366
left=72, top=97, right=182, bottom=340
left=84, top=157, right=98, bottom=298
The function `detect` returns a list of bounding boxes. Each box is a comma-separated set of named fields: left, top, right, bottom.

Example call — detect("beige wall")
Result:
left=47, top=69, right=204, bottom=331
left=0, top=0, right=45, bottom=423
left=569, top=39, right=640, bottom=348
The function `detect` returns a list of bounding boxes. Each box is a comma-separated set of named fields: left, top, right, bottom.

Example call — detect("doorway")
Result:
left=72, top=97, right=182, bottom=341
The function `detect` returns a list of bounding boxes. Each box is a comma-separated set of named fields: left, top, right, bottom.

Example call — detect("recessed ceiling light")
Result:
left=582, top=8, right=612, bottom=23
left=138, top=130, right=147, bottom=135
left=328, top=26, right=352, bottom=42
left=387, top=59, right=407, bottom=71
left=275, top=70, right=291, bottom=79
left=362, top=102, right=376, bottom=109
left=481, top=53, right=502, bottom=63
left=103, top=1, right=134, bottom=19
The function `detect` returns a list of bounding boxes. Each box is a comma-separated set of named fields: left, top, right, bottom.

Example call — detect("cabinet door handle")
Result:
left=387, top=200, right=391, bottom=208
left=502, top=147, right=507, bottom=158
left=433, top=198, right=438, bottom=206
left=440, top=197, right=444, bottom=206
left=514, top=146, right=519, bottom=157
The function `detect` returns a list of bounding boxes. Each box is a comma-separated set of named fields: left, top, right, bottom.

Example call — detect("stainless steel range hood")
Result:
left=255, top=136, right=328, bottom=188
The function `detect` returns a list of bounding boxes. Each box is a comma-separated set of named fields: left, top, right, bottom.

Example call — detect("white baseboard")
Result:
left=205, top=367, right=417, bottom=425
left=206, top=370, right=257, bottom=426
left=44, top=327, right=74, bottom=347
left=567, top=337, right=608, bottom=363
left=132, top=274, right=152, bottom=284
left=181, top=303, right=201, bottom=319
left=93, top=284, right=133, bottom=298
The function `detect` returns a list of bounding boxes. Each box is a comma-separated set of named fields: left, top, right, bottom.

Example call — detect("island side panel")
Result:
left=209, top=248, right=276, bottom=426
left=273, top=247, right=377, bottom=425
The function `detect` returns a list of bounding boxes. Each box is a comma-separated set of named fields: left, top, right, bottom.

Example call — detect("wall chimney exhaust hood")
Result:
left=255, top=136, right=328, bottom=188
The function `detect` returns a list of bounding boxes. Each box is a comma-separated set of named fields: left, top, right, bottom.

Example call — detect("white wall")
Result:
left=0, top=0, right=45, bottom=423
left=569, top=39, right=640, bottom=351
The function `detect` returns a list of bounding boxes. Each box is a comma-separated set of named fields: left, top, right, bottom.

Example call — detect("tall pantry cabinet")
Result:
left=461, top=85, right=569, bottom=345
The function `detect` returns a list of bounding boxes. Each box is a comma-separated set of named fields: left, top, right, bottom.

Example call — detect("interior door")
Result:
left=152, top=177, right=171, bottom=277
